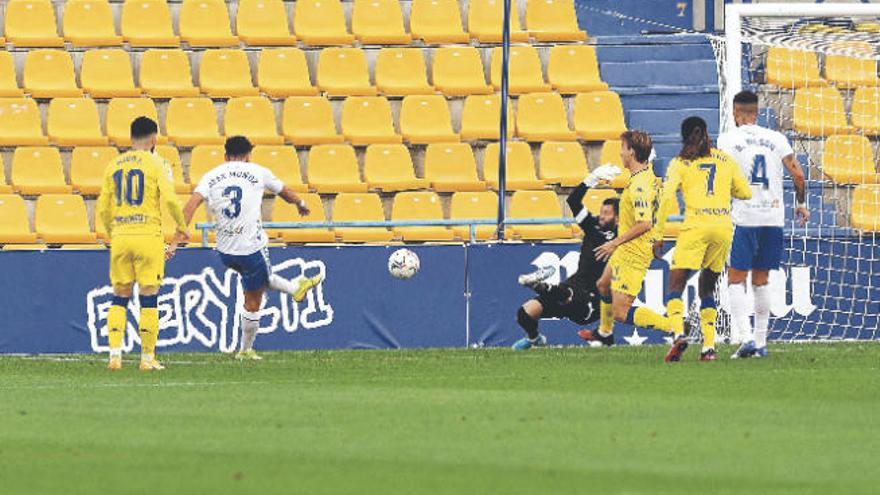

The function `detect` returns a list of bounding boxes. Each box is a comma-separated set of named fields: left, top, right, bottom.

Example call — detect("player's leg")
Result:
left=595, top=262, right=615, bottom=340
left=750, top=226, right=783, bottom=358
left=609, top=254, right=669, bottom=331
left=134, top=235, right=167, bottom=371
left=238, top=287, right=265, bottom=359
left=697, top=269, right=720, bottom=361
left=263, top=249, right=323, bottom=303
left=728, top=226, right=758, bottom=356
left=512, top=299, right=547, bottom=350
left=107, top=237, right=136, bottom=370
left=664, top=228, right=707, bottom=362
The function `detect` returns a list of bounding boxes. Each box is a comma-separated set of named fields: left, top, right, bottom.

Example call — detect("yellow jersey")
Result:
left=617, top=167, right=661, bottom=261
left=97, top=150, right=185, bottom=238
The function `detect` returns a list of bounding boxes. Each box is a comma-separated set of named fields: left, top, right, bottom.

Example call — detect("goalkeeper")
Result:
left=512, top=165, right=621, bottom=350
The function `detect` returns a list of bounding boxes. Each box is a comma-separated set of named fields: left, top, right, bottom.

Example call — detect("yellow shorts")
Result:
left=671, top=224, right=733, bottom=273
left=608, top=250, right=651, bottom=297
left=109, top=234, right=165, bottom=287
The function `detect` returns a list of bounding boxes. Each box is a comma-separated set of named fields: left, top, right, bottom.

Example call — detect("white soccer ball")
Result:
left=388, top=248, right=420, bottom=280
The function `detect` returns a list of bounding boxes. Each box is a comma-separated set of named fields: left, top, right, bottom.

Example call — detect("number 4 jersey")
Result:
left=194, top=161, right=284, bottom=256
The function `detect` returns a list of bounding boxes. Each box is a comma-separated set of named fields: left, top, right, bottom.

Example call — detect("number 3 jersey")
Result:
left=717, top=124, right=793, bottom=227
left=194, top=161, right=284, bottom=256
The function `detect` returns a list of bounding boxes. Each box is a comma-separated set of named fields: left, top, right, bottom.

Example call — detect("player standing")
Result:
left=718, top=91, right=809, bottom=359
left=97, top=117, right=187, bottom=371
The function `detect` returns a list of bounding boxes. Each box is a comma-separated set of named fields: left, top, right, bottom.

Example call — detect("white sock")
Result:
left=240, top=310, right=261, bottom=352
left=728, top=282, right=752, bottom=344
left=109, top=348, right=122, bottom=359
left=753, top=284, right=771, bottom=348
left=268, top=274, right=298, bottom=297
left=141, top=352, right=154, bottom=363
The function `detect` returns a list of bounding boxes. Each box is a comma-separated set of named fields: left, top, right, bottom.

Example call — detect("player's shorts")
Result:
left=219, top=247, right=271, bottom=291
left=608, top=251, right=651, bottom=297
left=730, top=226, right=784, bottom=271
left=109, top=234, right=165, bottom=287
left=671, top=223, right=733, bottom=273
left=533, top=283, right=599, bottom=325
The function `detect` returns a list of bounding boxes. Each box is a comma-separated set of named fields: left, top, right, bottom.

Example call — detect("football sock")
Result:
left=753, top=284, right=771, bottom=348
left=138, top=295, right=159, bottom=360
left=599, top=295, right=613, bottom=335
left=700, top=297, right=718, bottom=352
left=268, top=274, right=297, bottom=297
left=666, top=292, right=684, bottom=337
left=728, top=282, right=751, bottom=343
left=517, top=307, right=539, bottom=340
left=625, top=306, right=670, bottom=331
left=240, top=309, right=261, bottom=352
left=108, top=296, right=129, bottom=357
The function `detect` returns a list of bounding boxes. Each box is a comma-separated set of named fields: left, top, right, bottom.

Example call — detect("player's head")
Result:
left=733, top=90, right=759, bottom=127
left=130, top=116, right=158, bottom=150
left=678, top=116, right=711, bottom=161
left=225, top=136, right=254, bottom=162
left=619, top=130, right=653, bottom=168
left=598, top=197, right=619, bottom=229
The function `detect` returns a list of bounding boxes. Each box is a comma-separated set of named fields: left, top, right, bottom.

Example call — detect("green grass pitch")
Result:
left=1, top=343, right=878, bottom=494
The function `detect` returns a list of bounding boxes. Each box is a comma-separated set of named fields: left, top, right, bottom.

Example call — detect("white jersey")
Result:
left=194, top=161, right=283, bottom=256
left=717, top=124, right=793, bottom=227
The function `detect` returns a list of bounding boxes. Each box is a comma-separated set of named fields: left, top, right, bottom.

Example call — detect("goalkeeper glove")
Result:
left=583, top=164, right=622, bottom=187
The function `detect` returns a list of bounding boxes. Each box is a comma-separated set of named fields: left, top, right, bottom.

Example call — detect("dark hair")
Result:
left=225, top=136, right=254, bottom=158
left=733, top=90, right=759, bottom=107
left=130, top=116, right=158, bottom=140
left=620, top=130, right=653, bottom=163
left=678, top=116, right=711, bottom=161
left=603, top=197, right=620, bottom=216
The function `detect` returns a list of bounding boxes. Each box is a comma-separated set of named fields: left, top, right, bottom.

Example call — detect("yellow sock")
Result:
left=139, top=307, right=159, bottom=357
left=631, top=306, right=670, bottom=332
left=599, top=299, right=613, bottom=335
left=666, top=298, right=684, bottom=337
left=700, top=307, right=718, bottom=351
left=107, top=304, right=126, bottom=351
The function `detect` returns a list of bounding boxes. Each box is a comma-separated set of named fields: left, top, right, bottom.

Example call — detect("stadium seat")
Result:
left=155, top=145, right=190, bottom=192
left=251, top=145, right=308, bottom=192
left=341, top=96, right=401, bottom=145
left=11, top=147, right=71, bottom=194
left=483, top=142, right=545, bottom=190
left=306, top=144, right=368, bottom=192
left=282, top=96, right=345, bottom=145
left=766, top=48, right=825, bottom=89
left=432, top=47, right=493, bottom=97
left=851, top=184, right=880, bottom=231
left=199, top=49, right=259, bottom=97
left=236, top=0, right=297, bottom=46
left=508, top=190, right=571, bottom=240
left=516, top=92, right=576, bottom=141
left=316, top=48, right=377, bottom=96
left=573, top=91, right=628, bottom=140
left=391, top=192, right=454, bottom=241
left=539, top=141, right=587, bottom=186
left=80, top=50, right=141, bottom=98
left=23, top=50, right=82, bottom=98
left=293, top=0, right=356, bottom=46
left=188, top=145, right=226, bottom=185
left=269, top=194, right=335, bottom=243
left=106, top=98, right=164, bottom=146
left=0, top=98, right=48, bottom=146
left=47, top=98, right=108, bottom=146
left=424, top=143, right=486, bottom=192
left=399, top=95, right=459, bottom=144
left=352, top=0, right=411, bottom=44
left=0, top=52, right=24, bottom=97
left=0, top=194, right=38, bottom=244
left=162, top=193, right=208, bottom=242
left=332, top=193, right=393, bottom=242
left=121, top=0, right=180, bottom=47
left=224, top=96, right=284, bottom=144
left=598, top=139, right=631, bottom=188
left=851, top=87, right=880, bottom=136
left=5, top=0, right=64, bottom=47
left=525, top=0, right=586, bottom=41
left=139, top=49, right=200, bottom=97
left=0, top=157, right=11, bottom=193
left=490, top=46, right=551, bottom=94
left=70, top=147, right=119, bottom=195
left=409, top=0, right=470, bottom=43
left=460, top=94, right=514, bottom=141
left=450, top=191, right=496, bottom=240
left=166, top=97, right=224, bottom=146
left=63, top=0, right=123, bottom=46
left=179, top=0, right=239, bottom=47
left=375, top=49, right=433, bottom=96
left=258, top=48, right=317, bottom=97
left=468, top=0, right=529, bottom=42
left=548, top=45, right=608, bottom=93
left=581, top=188, right=618, bottom=216
left=363, top=144, right=427, bottom=191
left=821, top=135, right=880, bottom=185
left=793, top=87, right=851, bottom=137
left=825, top=45, right=879, bottom=89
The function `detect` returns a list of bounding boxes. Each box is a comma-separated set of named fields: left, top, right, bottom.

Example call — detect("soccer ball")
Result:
left=388, top=248, right=420, bottom=280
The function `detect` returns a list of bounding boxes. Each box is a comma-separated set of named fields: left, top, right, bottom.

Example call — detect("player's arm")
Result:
left=182, top=193, right=204, bottom=227
left=158, top=166, right=187, bottom=236
left=652, top=160, right=683, bottom=239
left=568, top=165, right=621, bottom=231
left=783, top=153, right=810, bottom=225
left=96, top=167, right=115, bottom=239
left=264, top=167, right=310, bottom=216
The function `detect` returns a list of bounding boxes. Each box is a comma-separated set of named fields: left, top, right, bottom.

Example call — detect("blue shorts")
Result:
left=219, top=248, right=271, bottom=291
left=730, top=226, right=784, bottom=271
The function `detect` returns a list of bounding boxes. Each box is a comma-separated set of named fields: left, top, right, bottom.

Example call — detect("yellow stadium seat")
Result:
left=80, top=49, right=141, bottom=98
left=548, top=45, right=608, bottom=93
left=410, top=0, right=470, bottom=43
left=766, top=48, right=825, bottom=89
left=269, top=194, right=335, bottom=243
left=352, top=0, right=412, bottom=45
left=282, top=96, right=344, bottom=145
left=63, top=0, right=123, bottom=46
left=341, top=96, right=401, bottom=145
left=526, top=0, right=586, bottom=41
left=490, top=46, right=551, bottom=94
left=508, top=190, right=571, bottom=240
left=793, top=87, right=851, bottom=137
left=140, top=49, right=200, bottom=97
left=821, top=135, right=880, bottom=185
left=106, top=98, right=165, bottom=146
left=306, top=144, right=368, bottom=192
left=70, top=147, right=119, bottom=195
left=432, top=47, right=493, bottom=97
left=851, top=185, right=880, bottom=231
left=188, top=145, right=225, bottom=185
left=166, top=97, right=224, bottom=146
left=11, top=147, right=71, bottom=195
left=199, top=49, right=258, bottom=97
left=236, top=0, right=297, bottom=46
left=375, top=48, right=433, bottom=96
left=0, top=157, right=11, bottom=193
left=539, top=141, right=587, bottom=186
left=399, top=95, right=459, bottom=144
left=363, top=144, right=428, bottom=191
left=460, top=94, right=514, bottom=141
left=316, top=48, right=377, bottom=96
left=851, top=86, right=880, bottom=136
left=581, top=188, right=618, bottom=216
left=450, top=191, right=496, bottom=240
left=424, top=143, right=486, bottom=192
left=179, top=0, right=239, bottom=47
left=47, top=98, right=107, bottom=146
left=0, top=98, right=48, bottom=146
left=468, top=0, right=529, bottom=42
left=23, top=49, right=82, bottom=98
left=251, top=145, right=308, bottom=193
left=483, top=142, right=545, bottom=190
left=574, top=91, right=627, bottom=141
left=258, top=48, right=317, bottom=97
left=224, top=96, right=284, bottom=144
left=332, top=193, right=393, bottom=242
left=825, top=47, right=879, bottom=89
left=598, top=139, right=631, bottom=188
left=121, top=0, right=180, bottom=47
left=5, top=0, right=64, bottom=47
left=155, top=145, right=190, bottom=193
left=516, top=92, right=576, bottom=141
left=0, top=52, right=24, bottom=97
left=0, top=194, right=38, bottom=243
left=293, top=0, right=356, bottom=46
left=160, top=193, right=208, bottom=242
left=391, top=191, right=454, bottom=241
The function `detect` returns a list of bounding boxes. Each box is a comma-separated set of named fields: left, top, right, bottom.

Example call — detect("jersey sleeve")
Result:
left=155, top=157, right=186, bottom=231
left=774, top=131, right=795, bottom=160
left=96, top=165, right=116, bottom=236
left=716, top=132, right=734, bottom=155
left=193, top=173, right=211, bottom=198
left=653, top=160, right=683, bottom=237
left=262, top=167, right=284, bottom=195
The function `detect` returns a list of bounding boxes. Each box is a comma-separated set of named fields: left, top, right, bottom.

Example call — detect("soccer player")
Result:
left=175, top=136, right=322, bottom=360
left=97, top=117, right=187, bottom=371
left=654, top=117, right=753, bottom=362
left=718, top=90, right=809, bottom=359
left=512, top=165, right=621, bottom=350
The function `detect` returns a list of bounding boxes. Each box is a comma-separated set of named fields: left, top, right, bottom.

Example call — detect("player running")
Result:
left=512, top=165, right=621, bottom=350
left=176, top=136, right=323, bottom=361
left=654, top=117, right=752, bottom=362
left=718, top=91, right=809, bottom=359
left=98, top=117, right=187, bottom=372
